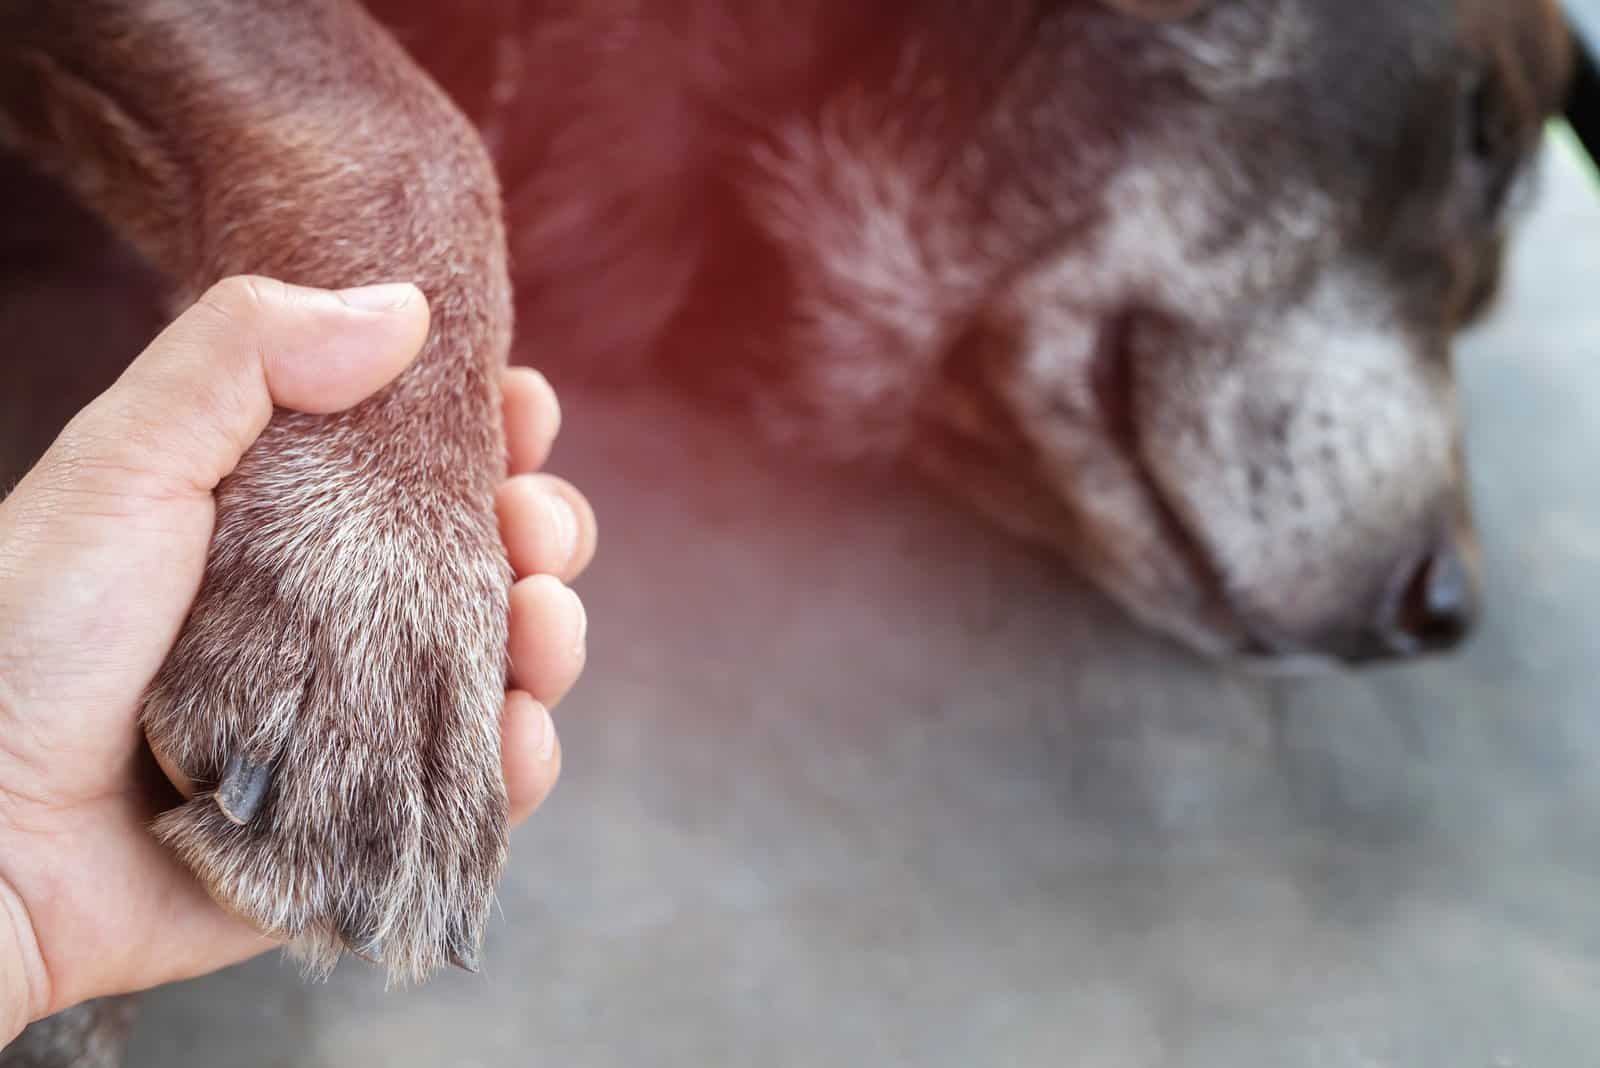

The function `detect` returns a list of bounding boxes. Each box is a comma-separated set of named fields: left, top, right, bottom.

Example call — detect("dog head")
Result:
left=745, top=0, right=1573, bottom=663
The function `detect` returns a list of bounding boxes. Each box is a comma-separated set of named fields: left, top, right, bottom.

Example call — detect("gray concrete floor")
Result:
left=116, top=115, right=1600, bottom=1068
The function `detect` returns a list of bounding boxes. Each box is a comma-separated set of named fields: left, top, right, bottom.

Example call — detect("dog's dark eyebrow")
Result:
left=1564, top=14, right=1600, bottom=168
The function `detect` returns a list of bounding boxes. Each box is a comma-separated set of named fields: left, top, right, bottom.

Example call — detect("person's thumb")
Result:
left=45, top=275, right=430, bottom=500
left=0, top=274, right=432, bottom=781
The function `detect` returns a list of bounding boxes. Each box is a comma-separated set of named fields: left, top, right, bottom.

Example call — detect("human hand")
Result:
left=0, top=278, right=595, bottom=1038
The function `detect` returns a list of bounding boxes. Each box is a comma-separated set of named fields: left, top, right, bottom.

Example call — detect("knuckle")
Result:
left=196, top=274, right=284, bottom=328
left=199, top=275, right=260, bottom=319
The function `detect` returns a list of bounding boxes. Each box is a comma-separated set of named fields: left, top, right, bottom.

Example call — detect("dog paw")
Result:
left=141, top=472, right=511, bottom=982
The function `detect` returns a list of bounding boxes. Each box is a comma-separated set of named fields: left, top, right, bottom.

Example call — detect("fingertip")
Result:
left=556, top=479, right=599, bottom=579
left=508, top=574, right=588, bottom=705
left=334, top=281, right=424, bottom=314
left=495, top=474, right=598, bottom=582
left=503, top=691, right=560, bottom=826
left=263, top=281, right=432, bottom=414
left=502, top=367, right=562, bottom=473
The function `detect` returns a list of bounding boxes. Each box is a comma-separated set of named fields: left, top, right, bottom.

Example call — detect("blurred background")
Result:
left=107, top=108, right=1600, bottom=1067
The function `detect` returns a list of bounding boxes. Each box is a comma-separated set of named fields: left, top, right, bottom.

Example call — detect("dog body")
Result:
left=0, top=0, right=1575, bottom=1060
left=374, top=0, right=1569, bottom=659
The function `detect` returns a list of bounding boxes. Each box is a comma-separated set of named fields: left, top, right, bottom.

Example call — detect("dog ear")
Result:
left=1099, top=0, right=1210, bottom=20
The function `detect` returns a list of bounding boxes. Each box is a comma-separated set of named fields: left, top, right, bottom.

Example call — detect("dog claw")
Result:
left=449, top=941, right=481, bottom=974
left=349, top=937, right=384, bottom=965
left=337, top=911, right=385, bottom=964
left=215, top=753, right=272, bottom=824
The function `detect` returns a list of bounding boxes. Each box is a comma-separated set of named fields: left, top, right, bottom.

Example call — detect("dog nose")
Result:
left=1331, top=542, right=1478, bottom=665
left=1369, top=542, right=1478, bottom=659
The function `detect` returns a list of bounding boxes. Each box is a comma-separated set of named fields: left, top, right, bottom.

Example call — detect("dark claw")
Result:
left=448, top=924, right=482, bottom=973
left=348, top=936, right=384, bottom=965
left=215, top=752, right=272, bottom=825
left=339, top=915, right=384, bottom=964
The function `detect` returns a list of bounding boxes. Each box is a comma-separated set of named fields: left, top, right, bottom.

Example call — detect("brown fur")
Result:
left=0, top=0, right=1578, bottom=1058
